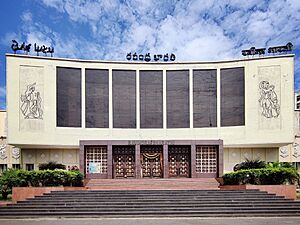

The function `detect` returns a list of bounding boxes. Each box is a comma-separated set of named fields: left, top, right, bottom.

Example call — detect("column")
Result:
left=135, top=144, right=141, bottom=178
left=218, top=140, right=224, bottom=177
left=107, top=144, right=113, bottom=179
left=79, top=142, right=85, bottom=176
left=163, top=144, right=169, bottom=178
left=191, top=144, right=196, bottom=178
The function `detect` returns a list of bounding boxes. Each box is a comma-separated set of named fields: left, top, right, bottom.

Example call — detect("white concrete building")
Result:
left=4, top=54, right=295, bottom=178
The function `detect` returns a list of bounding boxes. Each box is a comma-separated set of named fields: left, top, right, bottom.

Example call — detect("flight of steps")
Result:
left=85, top=178, right=220, bottom=190
left=0, top=189, right=300, bottom=218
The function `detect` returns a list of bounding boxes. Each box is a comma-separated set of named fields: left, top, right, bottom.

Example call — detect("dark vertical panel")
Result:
left=193, top=69, right=217, bottom=128
left=221, top=67, right=245, bottom=126
left=140, top=70, right=163, bottom=128
left=56, top=67, right=81, bottom=127
left=113, top=70, right=136, bottom=128
left=85, top=69, right=109, bottom=128
left=167, top=70, right=190, bottom=128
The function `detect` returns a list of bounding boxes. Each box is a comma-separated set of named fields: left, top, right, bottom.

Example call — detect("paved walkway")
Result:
left=0, top=217, right=300, bottom=225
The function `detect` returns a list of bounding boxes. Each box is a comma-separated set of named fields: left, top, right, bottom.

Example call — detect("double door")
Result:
left=141, top=146, right=163, bottom=178
left=168, top=146, right=190, bottom=178
left=113, top=146, right=135, bottom=178
left=112, top=145, right=192, bottom=179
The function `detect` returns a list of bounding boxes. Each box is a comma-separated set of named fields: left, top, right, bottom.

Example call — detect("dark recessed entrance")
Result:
left=141, top=145, right=163, bottom=178
left=80, top=140, right=224, bottom=179
left=168, top=145, right=191, bottom=178
left=112, top=145, right=135, bottom=179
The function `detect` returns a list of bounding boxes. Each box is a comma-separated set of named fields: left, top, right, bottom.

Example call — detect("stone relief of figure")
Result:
left=258, top=81, right=280, bottom=118
left=20, top=83, right=43, bottom=119
left=0, top=144, right=7, bottom=160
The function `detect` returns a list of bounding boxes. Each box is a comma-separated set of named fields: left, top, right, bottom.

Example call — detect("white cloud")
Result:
left=21, top=11, right=32, bottom=22
left=18, top=0, right=299, bottom=64
left=0, top=86, right=6, bottom=98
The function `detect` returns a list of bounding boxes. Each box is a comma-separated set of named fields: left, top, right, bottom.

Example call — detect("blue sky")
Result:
left=0, top=0, right=300, bottom=109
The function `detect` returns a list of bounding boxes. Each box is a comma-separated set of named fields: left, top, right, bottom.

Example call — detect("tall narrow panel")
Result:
left=221, top=67, right=245, bottom=126
left=167, top=70, right=190, bottom=128
left=140, top=70, right=163, bottom=128
left=85, top=69, right=109, bottom=128
left=113, top=70, right=136, bottom=128
left=193, top=69, right=217, bottom=128
left=56, top=67, right=81, bottom=127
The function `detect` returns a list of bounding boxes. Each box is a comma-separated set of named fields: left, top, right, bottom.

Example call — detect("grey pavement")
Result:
left=0, top=217, right=300, bottom=225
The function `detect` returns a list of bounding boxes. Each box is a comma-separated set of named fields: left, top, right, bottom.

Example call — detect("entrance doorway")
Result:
left=141, top=146, right=163, bottom=178
left=85, top=146, right=108, bottom=179
left=112, top=146, right=135, bottom=178
left=168, top=146, right=191, bottom=178
left=195, top=145, right=218, bottom=178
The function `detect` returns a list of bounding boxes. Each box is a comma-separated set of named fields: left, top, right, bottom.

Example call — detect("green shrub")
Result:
left=223, top=167, right=299, bottom=185
left=233, top=158, right=266, bottom=171
left=39, top=161, right=66, bottom=170
left=266, top=162, right=295, bottom=169
left=0, top=169, right=83, bottom=199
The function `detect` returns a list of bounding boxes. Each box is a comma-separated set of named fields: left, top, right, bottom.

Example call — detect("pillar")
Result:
left=163, top=144, right=169, bottom=178
left=135, top=144, right=141, bottom=178
left=107, top=144, right=113, bottom=179
left=191, top=144, right=196, bottom=178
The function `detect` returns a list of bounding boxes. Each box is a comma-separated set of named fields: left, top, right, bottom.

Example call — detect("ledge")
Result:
left=220, top=184, right=297, bottom=199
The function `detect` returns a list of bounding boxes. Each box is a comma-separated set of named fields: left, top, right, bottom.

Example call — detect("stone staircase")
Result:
left=1, top=189, right=300, bottom=218
left=85, top=178, right=220, bottom=190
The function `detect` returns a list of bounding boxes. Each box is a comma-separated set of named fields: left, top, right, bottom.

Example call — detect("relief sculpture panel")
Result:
left=19, top=66, right=44, bottom=131
left=258, top=66, right=281, bottom=130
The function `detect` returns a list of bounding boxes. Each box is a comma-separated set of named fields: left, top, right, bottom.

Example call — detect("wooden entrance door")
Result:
left=113, top=146, right=135, bottom=178
left=168, top=146, right=191, bottom=178
left=141, top=146, right=163, bottom=178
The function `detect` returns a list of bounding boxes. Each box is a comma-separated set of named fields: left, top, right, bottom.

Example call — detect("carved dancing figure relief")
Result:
left=258, top=81, right=280, bottom=118
left=20, top=83, right=43, bottom=119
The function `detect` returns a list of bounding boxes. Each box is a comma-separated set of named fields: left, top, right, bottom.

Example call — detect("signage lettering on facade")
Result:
left=126, top=52, right=176, bottom=62
left=242, top=42, right=293, bottom=56
left=11, top=40, right=54, bottom=56
left=128, top=140, right=175, bottom=145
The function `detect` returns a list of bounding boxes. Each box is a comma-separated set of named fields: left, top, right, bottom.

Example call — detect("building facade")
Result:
left=0, top=110, right=21, bottom=172
left=6, top=54, right=295, bottom=178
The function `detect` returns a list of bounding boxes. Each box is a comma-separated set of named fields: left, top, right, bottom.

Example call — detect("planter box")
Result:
left=220, top=185, right=297, bottom=199
left=12, top=186, right=87, bottom=202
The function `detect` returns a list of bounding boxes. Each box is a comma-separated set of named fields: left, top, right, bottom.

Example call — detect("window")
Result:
left=85, top=146, right=107, bottom=174
left=12, top=164, right=21, bottom=169
left=140, top=70, right=163, bottom=128
left=113, top=70, right=136, bottom=128
left=196, top=146, right=217, bottom=173
left=193, top=69, right=217, bottom=127
left=26, top=164, right=34, bottom=171
left=221, top=67, right=245, bottom=126
left=167, top=70, right=190, bottom=128
left=85, top=69, right=109, bottom=128
left=56, top=67, right=82, bottom=127
left=0, top=164, right=7, bottom=173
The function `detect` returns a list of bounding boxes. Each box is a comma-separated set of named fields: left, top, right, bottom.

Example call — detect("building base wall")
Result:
left=19, top=146, right=280, bottom=174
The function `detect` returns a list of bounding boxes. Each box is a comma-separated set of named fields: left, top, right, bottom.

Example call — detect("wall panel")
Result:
left=56, top=67, right=81, bottom=127
left=167, top=70, right=189, bottom=128
left=113, top=70, right=136, bottom=128
left=85, top=69, right=109, bottom=128
left=193, top=69, right=217, bottom=127
left=221, top=67, right=245, bottom=126
left=140, top=70, right=163, bottom=128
